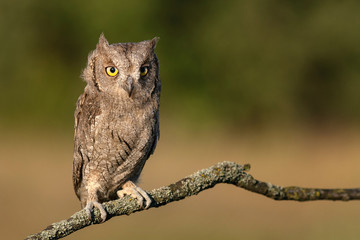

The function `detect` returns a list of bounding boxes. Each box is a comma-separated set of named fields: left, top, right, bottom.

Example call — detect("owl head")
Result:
left=83, top=34, right=160, bottom=103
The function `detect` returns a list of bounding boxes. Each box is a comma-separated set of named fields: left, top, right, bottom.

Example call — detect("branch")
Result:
left=26, top=161, right=360, bottom=240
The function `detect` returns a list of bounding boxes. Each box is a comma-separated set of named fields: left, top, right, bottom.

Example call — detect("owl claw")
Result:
left=117, top=181, right=152, bottom=209
left=85, top=201, right=107, bottom=223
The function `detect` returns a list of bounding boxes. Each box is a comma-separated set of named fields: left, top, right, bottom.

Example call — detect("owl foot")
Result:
left=117, top=181, right=152, bottom=209
left=85, top=200, right=107, bottom=223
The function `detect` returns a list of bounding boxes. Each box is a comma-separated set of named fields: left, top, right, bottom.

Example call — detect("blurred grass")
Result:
left=1, top=126, right=360, bottom=240
left=1, top=1, right=360, bottom=239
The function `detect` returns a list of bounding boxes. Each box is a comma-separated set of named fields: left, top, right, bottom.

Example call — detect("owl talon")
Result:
left=85, top=201, right=107, bottom=223
left=117, top=181, right=152, bottom=209
left=135, top=186, right=152, bottom=209
left=85, top=202, right=93, bottom=220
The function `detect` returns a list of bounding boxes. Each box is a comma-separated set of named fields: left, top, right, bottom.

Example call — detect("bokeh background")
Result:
left=1, top=1, right=360, bottom=239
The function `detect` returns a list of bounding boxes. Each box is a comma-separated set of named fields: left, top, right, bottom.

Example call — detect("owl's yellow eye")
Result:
left=105, top=66, right=119, bottom=77
left=140, top=66, right=149, bottom=77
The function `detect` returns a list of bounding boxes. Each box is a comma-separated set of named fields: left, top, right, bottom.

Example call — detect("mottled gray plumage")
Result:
left=73, top=34, right=160, bottom=221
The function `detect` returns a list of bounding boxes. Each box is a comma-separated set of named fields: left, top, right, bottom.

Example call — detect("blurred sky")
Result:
left=1, top=1, right=360, bottom=240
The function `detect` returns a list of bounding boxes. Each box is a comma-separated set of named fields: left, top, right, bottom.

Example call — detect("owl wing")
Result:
left=109, top=109, right=160, bottom=189
left=72, top=92, right=101, bottom=198
left=147, top=110, right=160, bottom=157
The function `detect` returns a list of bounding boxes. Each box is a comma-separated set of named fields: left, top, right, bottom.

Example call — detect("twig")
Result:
left=25, top=161, right=360, bottom=240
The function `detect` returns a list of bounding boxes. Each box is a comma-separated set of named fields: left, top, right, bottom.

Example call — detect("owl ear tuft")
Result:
left=149, top=37, right=159, bottom=50
left=97, top=33, right=110, bottom=50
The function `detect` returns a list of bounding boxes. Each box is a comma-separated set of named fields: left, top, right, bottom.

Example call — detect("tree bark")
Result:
left=25, top=161, right=360, bottom=240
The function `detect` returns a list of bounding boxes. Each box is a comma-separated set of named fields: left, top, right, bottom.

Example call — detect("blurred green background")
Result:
left=1, top=0, right=360, bottom=130
left=1, top=1, right=360, bottom=240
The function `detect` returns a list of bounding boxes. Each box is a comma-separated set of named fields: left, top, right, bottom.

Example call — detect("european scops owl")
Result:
left=72, top=34, right=160, bottom=221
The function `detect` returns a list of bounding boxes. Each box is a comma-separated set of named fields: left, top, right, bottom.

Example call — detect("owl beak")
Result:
left=122, top=76, right=134, bottom=97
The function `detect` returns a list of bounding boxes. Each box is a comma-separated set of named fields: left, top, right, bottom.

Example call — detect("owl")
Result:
left=72, top=33, right=160, bottom=222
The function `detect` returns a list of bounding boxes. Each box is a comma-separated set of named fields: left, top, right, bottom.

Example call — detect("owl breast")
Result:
left=77, top=95, right=159, bottom=202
